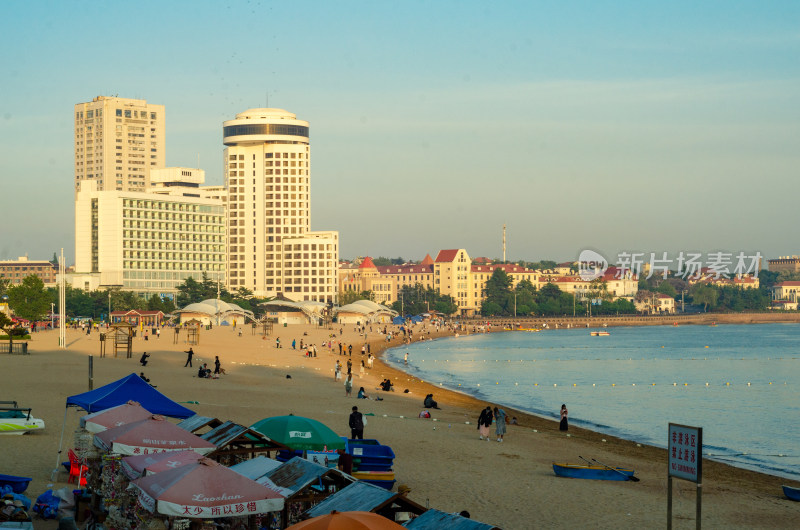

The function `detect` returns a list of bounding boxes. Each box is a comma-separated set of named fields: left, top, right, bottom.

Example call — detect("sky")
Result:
left=1, top=1, right=799, bottom=267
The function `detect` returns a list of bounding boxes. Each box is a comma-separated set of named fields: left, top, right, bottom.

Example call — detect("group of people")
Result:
left=477, top=406, right=507, bottom=442
left=379, top=379, right=394, bottom=391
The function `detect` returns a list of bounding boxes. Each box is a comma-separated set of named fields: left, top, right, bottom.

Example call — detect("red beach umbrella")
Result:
left=286, top=511, right=406, bottom=529
left=80, top=401, right=154, bottom=433
left=94, top=415, right=216, bottom=456
left=121, top=449, right=205, bottom=480
left=131, top=458, right=284, bottom=518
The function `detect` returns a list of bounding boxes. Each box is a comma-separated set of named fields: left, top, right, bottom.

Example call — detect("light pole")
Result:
left=108, top=291, right=112, bottom=323
left=50, top=303, right=54, bottom=329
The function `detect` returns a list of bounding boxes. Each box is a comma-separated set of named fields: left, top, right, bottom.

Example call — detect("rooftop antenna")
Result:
left=503, top=224, right=506, bottom=262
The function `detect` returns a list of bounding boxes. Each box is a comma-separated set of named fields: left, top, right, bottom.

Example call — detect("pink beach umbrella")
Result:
left=130, top=458, right=284, bottom=518
left=80, top=401, right=153, bottom=433
left=94, top=415, right=216, bottom=456
left=121, top=449, right=205, bottom=480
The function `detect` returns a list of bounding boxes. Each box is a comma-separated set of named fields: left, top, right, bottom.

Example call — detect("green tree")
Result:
left=691, top=284, right=718, bottom=312
left=656, top=281, right=677, bottom=298
left=0, top=278, right=10, bottom=297
left=481, top=269, right=513, bottom=314
left=7, top=276, right=51, bottom=321
left=0, top=312, right=14, bottom=347
left=339, top=290, right=373, bottom=305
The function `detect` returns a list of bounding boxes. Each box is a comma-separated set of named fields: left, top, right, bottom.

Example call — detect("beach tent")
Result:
left=80, top=401, right=154, bottom=433
left=66, top=373, right=195, bottom=417
left=392, top=316, right=406, bottom=325
left=130, top=458, right=284, bottom=518
left=53, top=374, right=196, bottom=480
left=94, top=416, right=217, bottom=456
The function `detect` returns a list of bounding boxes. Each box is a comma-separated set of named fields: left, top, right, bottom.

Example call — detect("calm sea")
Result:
left=384, top=323, right=800, bottom=479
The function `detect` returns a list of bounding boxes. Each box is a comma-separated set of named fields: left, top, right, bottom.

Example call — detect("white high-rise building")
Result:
left=74, top=96, right=165, bottom=195
left=74, top=180, right=226, bottom=297
left=223, top=108, right=338, bottom=302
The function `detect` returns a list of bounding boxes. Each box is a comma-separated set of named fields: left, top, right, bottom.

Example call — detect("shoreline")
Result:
left=452, top=311, right=800, bottom=329
left=375, top=327, right=799, bottom=481
left=366, top=323, right=798, bottom=488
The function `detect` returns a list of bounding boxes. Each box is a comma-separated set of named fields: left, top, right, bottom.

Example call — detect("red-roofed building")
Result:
left=338, top=250, right=537, bottom=315
left=773, top=281, right=800, bottom=303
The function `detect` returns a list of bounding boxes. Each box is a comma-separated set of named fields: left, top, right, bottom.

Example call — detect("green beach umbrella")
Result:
left=249, top=415, right=345, bottom=451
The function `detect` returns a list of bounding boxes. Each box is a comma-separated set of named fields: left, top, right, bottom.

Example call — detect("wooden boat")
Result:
left=590, top=331, right=610, bottom=337
left=552, top=463, right=634, bottom=481
left=783, top=485, right=800, bottom=501
left=0, top=401, right=45, bottom=435
left=0, top=473, right=33, bottom=493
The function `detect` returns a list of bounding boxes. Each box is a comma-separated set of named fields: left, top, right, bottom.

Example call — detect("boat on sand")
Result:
left=552, top=463, right=634, bottom=481
left=0, top=401, right=45, bottom=434
left=784, top=485, right=800, bottom=501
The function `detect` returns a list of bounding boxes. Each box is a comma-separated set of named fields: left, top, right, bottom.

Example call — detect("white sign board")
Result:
left=668, top=423, right=702, bottom=483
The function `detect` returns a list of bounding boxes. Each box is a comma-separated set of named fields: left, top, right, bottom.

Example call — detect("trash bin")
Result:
left=283, top=322, right=287, bottom=327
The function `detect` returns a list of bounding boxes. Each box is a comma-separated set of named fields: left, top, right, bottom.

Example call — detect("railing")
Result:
left=0, top=342, right=29, bottom=354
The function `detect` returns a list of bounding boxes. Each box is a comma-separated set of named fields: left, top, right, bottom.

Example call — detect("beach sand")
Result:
left=2, top=324, right=798, bottom=529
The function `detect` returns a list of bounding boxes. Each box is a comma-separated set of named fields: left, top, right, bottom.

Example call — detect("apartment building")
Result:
left=74, top=96, right=165, bottom=194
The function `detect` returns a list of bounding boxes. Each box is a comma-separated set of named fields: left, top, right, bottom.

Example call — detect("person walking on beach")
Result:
left=560, top=404, right=569, bottom=431
left=184, top=347, right=194, bottom=367
left=214, top=356, right=221, bottom=375
left=360, top=359, right=365, bottom=376
left=368, top=353, right=374, bottom=369
left=338, top=343, right=343, bottom=355
left=275, top=337, right=281, bottom=348
left=494, top=406, right=507, bottom=442
left=348, top=344, right=352, bottom=356
left=349, top=406, right=364, bottom=439
left=292, top=339, right=296, bottom=350
left=346, top=358, right=352, bottom=375
left=335, top=360, right=341, bottom=381
left=477, top=406, right=493, bottom=441
left=404, top=352, right=409, bottom=364
left=344, top=374, right=353, bottom=396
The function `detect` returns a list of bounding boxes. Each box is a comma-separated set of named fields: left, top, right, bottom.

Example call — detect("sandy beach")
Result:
left=2, top=323, right=798, bottom=529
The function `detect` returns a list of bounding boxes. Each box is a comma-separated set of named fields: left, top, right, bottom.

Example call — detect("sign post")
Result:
left=667, top=423, right=702, bottom=529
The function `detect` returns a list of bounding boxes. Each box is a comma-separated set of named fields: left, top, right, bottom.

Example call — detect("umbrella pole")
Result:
left=51, top=406, right=70, bottom=481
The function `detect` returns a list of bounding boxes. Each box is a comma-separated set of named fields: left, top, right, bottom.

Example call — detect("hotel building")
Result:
left=74, top=96, right=165, bottom=195
left=223, top=108, right=338, bottom=303
left=73, top=180, right=226, bottom=297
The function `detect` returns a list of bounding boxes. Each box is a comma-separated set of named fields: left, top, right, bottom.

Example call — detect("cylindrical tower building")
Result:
left=223, top=108, right=313, bottom=298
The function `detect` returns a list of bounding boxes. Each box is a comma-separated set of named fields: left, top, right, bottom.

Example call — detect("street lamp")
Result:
left=50, top=303, right=54, bottom=329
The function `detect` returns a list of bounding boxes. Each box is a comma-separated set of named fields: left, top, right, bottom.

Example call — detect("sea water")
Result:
left=384, top=323, right=800, bottom=479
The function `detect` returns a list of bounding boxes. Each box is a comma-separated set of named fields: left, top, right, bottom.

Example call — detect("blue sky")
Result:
left=1, top=1, right=798, bottom=265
